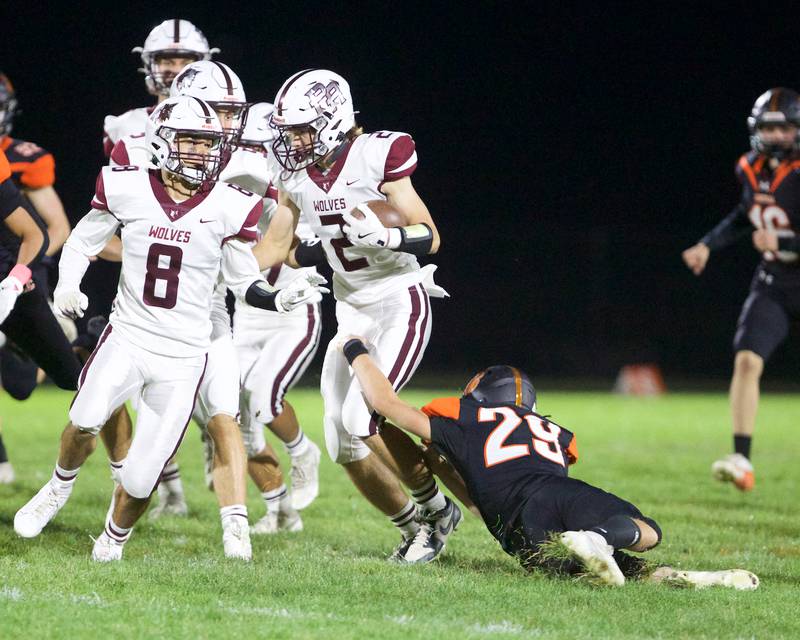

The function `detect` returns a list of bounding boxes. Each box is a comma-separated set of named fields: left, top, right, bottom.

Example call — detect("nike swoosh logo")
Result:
left=346, top=179, right=359, bottom=185
left=357, top=233, right=372, bottom=239
left=200, top=219, right=216, bottom=224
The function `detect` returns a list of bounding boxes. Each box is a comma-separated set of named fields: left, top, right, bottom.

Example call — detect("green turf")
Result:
left=1, top=387, right=798, bottom=639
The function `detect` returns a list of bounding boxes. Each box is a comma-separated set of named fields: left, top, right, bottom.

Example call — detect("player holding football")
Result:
left=14, top=96, right=326, bottom=562
left=260, top=69, right=457, bottom=562
left=682, top=87, right=800, bottom=492
left=341, top=339, right=760, bottom=589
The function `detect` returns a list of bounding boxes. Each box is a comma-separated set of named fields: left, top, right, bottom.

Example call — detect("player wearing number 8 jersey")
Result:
left=262, top=69, right=458, bottom=562
left=14, top=96, right=326, bottom=562
left=682, top=87, right=800, bottom=492
left=343, top=342, right=761, bottom=590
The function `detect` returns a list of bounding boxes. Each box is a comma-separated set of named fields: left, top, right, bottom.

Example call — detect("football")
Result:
left=351, top=200, right=408, bottom=227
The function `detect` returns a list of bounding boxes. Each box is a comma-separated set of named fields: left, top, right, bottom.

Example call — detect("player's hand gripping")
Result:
left=54, top=288, right=89, bottom=319
left=275, top=272, right=329, bottom=313
left=752, top=229, right=779, bottom=253
left=682, top=242, right=710, bottom=275
left=342, top=204, right=392, bottom=249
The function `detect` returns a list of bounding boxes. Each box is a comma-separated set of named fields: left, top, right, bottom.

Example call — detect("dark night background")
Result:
left=2, top=3, right=798, bottom=386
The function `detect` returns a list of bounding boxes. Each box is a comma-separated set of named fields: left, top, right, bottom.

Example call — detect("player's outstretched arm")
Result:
left=343, top=338, right=432, bottom=440
left=252, top=195, right=299, bottom=271
left=25, top=186, right=71, bottom=256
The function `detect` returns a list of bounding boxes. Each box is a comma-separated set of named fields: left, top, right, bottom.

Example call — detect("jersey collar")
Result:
left=148, top=169, right=213, bottom=223
left=305, top=140, right=354, bottom=194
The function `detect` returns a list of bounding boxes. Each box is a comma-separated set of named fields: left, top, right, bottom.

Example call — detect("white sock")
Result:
left=220, top=504, right=248, bottom=527
left=52, top=463, right=79, bottom=492
left=160, top=462, right=184, bottom=497
left=285, top=430, right=309, bottom=458
left=390, top=499, right=419, bottom=539
left=105, top=517, right=132, bottom=544
left=262, top=485, right=287, bottom=515
left=411, top=478, right=447, bottom=515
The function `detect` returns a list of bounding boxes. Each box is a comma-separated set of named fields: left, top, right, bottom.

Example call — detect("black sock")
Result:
left=590, top=515, right=641, bottom=549
left=0, top=433, right=8, bottom=464
left=734, top=435, right=752, bottom=459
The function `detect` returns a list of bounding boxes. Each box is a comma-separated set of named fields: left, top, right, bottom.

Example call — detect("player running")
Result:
left=13, top=96, right=326, bottom=562
left=260, top=69, right=457, bottom=562
left=341, top=338, right=760, bottom=589
left=682, top=87, right=800, bottom=492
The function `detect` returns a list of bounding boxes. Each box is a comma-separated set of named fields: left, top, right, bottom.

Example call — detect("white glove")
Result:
left=342, top=205, right=400, bottom=249
left=54, top=289, right=89, bottom=319
left=0, top=274, right=25, bottom=324
left=275, top=272, right=329, bottom=313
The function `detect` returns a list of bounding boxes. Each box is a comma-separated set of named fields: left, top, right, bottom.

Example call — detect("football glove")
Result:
left=54, top=289, right=89, bottom=319
left=275, top=272, right=329, bottom=313
left=0, top=273, right=26, bottom=325
left=342, top=206, right=401, bottom=249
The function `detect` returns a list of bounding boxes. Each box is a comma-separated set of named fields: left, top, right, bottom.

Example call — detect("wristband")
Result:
left=9, top=264, right=32, bottom=286
left=343, top=338, right=369, bottom=365
left=396, top=223, right=434, bottom=256
left=295, top=239, right=326, bottom=267
left=244, top=280, right=278, bottom=312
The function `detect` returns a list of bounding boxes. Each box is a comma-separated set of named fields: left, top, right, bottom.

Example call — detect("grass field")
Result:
left=1, top=386, right=799, bottom=639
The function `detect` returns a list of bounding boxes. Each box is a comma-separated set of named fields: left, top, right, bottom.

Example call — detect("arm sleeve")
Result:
left=64, top=208, right=121, bottom=257
left=19, top=154, right=56, bottom=189
left=220, top=238, right=265, bottom=299
left=429, top=416, right=467, bottom=464
left=0, top=177, right=26, bottom=219
left=699, top=200, right=752, bottom=251
left=383, top=134, right=418, bottom=181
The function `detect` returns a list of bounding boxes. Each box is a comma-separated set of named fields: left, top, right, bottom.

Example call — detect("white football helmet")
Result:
left=169, top=60, right=247, bottom=143
left=270, top=69, right=355, bottom=172
left=145, top=96, right=225, bottom=185
left=133, top=19, right=219, bottom=96
left=238, top=102, right=275, bottom=154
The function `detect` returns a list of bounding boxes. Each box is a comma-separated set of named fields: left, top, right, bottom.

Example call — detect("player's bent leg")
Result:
left=274, top=404, right=321, bottom=511
left=206, top=413, right=247, bottom=508
left=247, top=442, right=302, bottom=535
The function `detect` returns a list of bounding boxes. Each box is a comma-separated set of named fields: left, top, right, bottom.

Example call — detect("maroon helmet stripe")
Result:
left=212, top=61, right=234, bottom=94
left=190, top=95, right=212, bottom=117
left=173, top=18, right=180, bottom=43
left=276, top=69, right=316, bottom=115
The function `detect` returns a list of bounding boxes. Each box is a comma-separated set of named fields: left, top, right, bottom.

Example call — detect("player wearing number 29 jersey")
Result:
left=683, top=87, right=800, bottom=495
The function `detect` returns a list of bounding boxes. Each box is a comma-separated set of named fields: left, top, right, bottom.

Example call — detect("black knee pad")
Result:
left=639, top=516, right=662, bottom=549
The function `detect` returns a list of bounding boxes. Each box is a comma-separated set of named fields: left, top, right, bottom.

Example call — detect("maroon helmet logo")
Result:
left=158, top=102, right=176, bottom=122
left=175, top=67, right=200, bottom=92
left=305, top=81, right=346, bottom=115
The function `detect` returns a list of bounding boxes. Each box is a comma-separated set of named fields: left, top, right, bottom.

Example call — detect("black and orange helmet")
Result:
left=463, top=365, right=537, bottom=412
left=747, top=87, right=800, bottom=159
left=0, top=73, right=17, bottom=138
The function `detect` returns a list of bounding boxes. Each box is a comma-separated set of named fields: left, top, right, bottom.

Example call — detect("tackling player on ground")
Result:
left=260, top=69, right=458, bottom=563
left=13, top=96, right=326, bottom=562
left=340, top=338, right=760, bottom=589
left=682, top=87, right=800, bottom=492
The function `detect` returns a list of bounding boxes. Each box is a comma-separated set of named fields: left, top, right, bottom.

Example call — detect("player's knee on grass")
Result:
left=630, top=516, right=661, bottom=551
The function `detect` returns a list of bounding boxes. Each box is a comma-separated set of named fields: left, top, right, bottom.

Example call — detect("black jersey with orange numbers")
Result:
left=423, top=396, right=578, bottom=543
left=701, top=151, right=800, bottom=275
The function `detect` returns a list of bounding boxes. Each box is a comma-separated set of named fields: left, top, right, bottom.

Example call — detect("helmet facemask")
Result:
left=144, top=52, right=204, bottom=97
left=209, top=101, right=248, bottom=148
left=749, top=122, right=800, bottom=161
left=271, top=115, right=336, bottom=172
left=156, top=126, right=225, bottom=186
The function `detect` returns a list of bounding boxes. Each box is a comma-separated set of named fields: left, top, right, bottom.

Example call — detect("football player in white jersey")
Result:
left=233, top=102, right=325, bottom=531
left=261, top=69, right=458, bottom=563
left=102, top=19, right=217, bottom=156
left=14, top=97, right=326, bottom=562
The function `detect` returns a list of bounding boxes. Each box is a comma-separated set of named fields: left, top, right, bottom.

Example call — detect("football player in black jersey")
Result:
left=340, top=338, right=760, bottom=589
left=683, top=87, right=800, bottom=492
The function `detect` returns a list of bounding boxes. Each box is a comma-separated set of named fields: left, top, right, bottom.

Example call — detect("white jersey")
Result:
left=219, top=148, right=275, bottom=197
left=103, top=106, right=152, bottom=157
left=269, top=131, right=423, bottom=305
left=81, top=166, right=262, bottom=356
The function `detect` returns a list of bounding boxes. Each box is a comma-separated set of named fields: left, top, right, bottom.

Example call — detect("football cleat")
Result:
left=402, top=496, right=462, bottom=564
left=651, top=566, right=759, bottom=590
left=278, top=504, right=303, bottom=532
left=388, top=533, right=417, bottom=563
left=0, top=461, right=15, bottom=484
left=148, top=484, right=188, bottom=520
left=91, top=532, right=124, bottom=563
left=711, top=453, right=755, bottom=491
left=559, top=530, right=625, bottom=586
left=290, top=440, right=321, bottom=511
left=222, top=517, right=252, bottom=561
left=251, top=511, right=278, bottom=535
left=14, top=481, right=72, bottom=538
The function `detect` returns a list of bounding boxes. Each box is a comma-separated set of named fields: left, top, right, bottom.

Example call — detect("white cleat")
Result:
left=91, top=532, right=124, bottom=562
left=560, top=530, right=625, bottom=586
left=0, top=461, right=15, bottom=484
left=251, top=507, right=304, bottom=535
left=651, top=566, right=759, bottom=590
left=711, top=453, right=755, bottom=492
left=223, top=518, right=252, bottom=561
left=251, top=512, right=278, bottom=535
left=148, top=485, right=188, bottom=520
left=402, top=497, right=462, bottom=564
left=290, top=440, right=321, bottom=510
left=14, top=481, right=72, bottom=538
